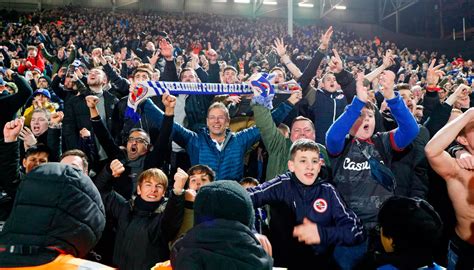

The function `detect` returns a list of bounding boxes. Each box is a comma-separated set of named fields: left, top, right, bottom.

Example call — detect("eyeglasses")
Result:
left=128, top=137, right=149, bottom=145
left=207, top=115, right=227, bottom=122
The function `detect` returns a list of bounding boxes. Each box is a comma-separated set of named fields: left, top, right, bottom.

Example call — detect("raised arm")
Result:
left=252, top=91, right=300, bottom=153
left=145, top=93, right=175, bottom=168
left=159, top=39, right=179, bottom=82
left=425, top=108, right=474, bottom=180
left=424, top=84, right=469, bottom=137
left=7, top=70, right=34, bottom=114
left=141, top=97, right=197, bottom=148
left=379, top=70, right=419, bottom=149
left=152, top=169, right=187, bottom=244
left=326, top=72, right=368, bottom=155
left=86, top=95, right=123, bottom=160
left=1, top=118, right=24, bottom=197
left=46, top=112, right=64, bottom=162
left=299, top=27, right=333, bottom=94
left=422, top=59, right=445, bottom=120
left=274, top=38, right=302, bottom=79
left=364, top=50, right=395, bottom=83
left=95, top=160, right=128, bottom=220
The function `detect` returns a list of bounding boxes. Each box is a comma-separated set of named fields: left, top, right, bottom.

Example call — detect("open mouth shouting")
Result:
left=130, top=144, right=138, bottom=154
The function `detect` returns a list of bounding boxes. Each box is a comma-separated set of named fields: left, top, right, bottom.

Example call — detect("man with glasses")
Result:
left=142, top=93, right=294, bottom=181
left=86, top=95, right=173, bottom=199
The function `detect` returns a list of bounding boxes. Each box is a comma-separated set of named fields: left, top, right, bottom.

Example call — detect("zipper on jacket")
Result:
left=332, top=96, right=337, bottom=122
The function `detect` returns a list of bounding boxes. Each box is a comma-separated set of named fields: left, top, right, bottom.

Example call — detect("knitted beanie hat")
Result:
left=194, top=180, right=255, bottom=228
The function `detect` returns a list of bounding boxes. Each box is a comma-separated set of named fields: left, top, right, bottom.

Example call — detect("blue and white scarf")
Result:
left=126, top=73, right=276, bottom=122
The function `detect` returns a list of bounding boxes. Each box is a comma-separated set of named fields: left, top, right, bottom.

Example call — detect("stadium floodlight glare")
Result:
left=263, top=0, right=278, bottom=5
left=334, top=5, right=347, bottom=10
left=298, top=2, right=314, bottom=8
left=234, top=0, right=251, bottom=3
left=212, top=0, right=227, bottom=2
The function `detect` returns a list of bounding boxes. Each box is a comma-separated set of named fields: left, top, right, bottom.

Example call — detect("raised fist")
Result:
left=85, top=95, right=100, bottom=108
left=110, top=159, right=125, bottom=178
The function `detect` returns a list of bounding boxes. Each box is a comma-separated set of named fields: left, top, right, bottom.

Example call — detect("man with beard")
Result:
left=63, top=67, right=118, bottom=172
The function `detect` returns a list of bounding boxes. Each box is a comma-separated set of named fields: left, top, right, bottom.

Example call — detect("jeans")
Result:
left=333, top=240, right=368, bottom=270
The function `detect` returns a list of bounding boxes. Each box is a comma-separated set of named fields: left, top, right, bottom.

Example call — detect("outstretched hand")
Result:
left=356, top=72, right=368, bottom=103
left=426, top=59, right=445, bottom=87
left=272, top=38, right=287, bottom=57
left=319, top=26, right=333, bottom=51
left=159, top=39, right=174, bottom=61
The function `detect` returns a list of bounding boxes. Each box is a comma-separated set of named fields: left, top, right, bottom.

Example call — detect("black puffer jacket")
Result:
left=0, top=163, right=106, bottom=267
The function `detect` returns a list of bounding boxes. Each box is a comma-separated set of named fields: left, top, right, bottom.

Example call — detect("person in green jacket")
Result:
left=252, top=91, right=330, bottom=181
left=39, top=42, right=76, bottom=75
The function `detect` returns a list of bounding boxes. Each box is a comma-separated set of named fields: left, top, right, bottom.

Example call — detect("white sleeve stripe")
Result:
left=321, top=183, right=361, bottom=236
left=249, top=176, right=290, bottom=196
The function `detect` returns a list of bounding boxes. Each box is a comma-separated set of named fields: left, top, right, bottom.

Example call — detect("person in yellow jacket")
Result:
left=23, top=88, right=57, bottom=126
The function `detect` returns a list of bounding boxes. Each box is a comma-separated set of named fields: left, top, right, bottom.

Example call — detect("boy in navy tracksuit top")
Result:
left=247, top=139, right=366, bottom=269
left=325, top=71, right=419, bottom=269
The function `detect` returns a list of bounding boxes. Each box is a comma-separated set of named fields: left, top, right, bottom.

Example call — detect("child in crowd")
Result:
left=247, top=139, right=366, bottom=269
left=357, top=196, right=443, bottom=270
left=240, top=177, right=269, bottom=234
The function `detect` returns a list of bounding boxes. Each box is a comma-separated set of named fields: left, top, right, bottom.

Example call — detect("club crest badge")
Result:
left=129, top=83, right=149, bottom=105
left=313, top=198, right=328, bottom=213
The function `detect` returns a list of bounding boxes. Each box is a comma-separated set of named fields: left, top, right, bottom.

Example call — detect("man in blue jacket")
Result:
left=247, top=139, right=366, bottom=269
left=142, top=92, right=293, bottom=181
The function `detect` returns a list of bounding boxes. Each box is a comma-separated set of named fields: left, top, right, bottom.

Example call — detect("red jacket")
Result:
left=17, top=49, right=45, bottom=74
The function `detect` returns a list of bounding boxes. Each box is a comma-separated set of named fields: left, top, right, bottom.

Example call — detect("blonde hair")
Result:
left=137, top=168, right=168, bottom=190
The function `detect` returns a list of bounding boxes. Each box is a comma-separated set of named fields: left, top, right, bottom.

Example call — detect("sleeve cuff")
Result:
left=351, top=96, right=367, bottom=110
left=385, top=92, right=401, bottom=106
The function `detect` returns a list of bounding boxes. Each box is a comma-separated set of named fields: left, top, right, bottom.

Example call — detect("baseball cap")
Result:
left=33, top=88, right=51, bottom=99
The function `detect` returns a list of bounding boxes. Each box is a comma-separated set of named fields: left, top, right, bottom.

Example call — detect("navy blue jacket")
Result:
left=309, top=88, right=348, bottom=145
left=248, top=172, right=366, bottom=254
left=142, top=99, right=293, bottom=180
